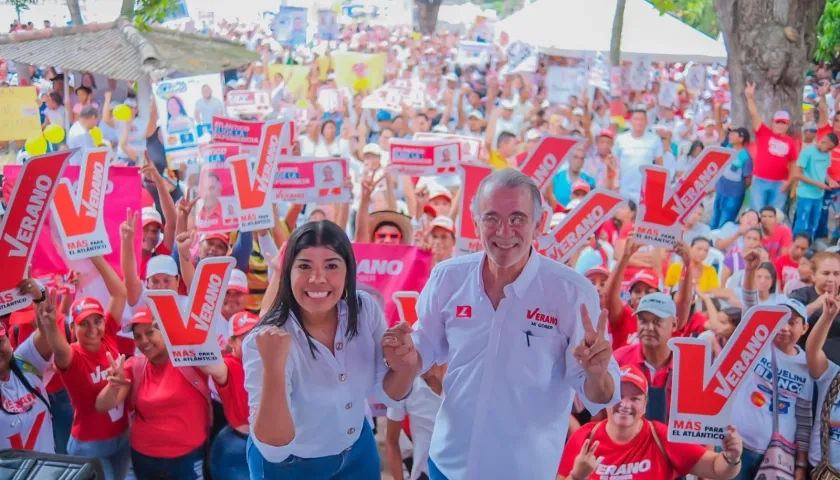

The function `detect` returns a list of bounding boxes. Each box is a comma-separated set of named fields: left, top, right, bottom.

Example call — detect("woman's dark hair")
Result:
left=320, top=119, right=337, bottom=136
left=722, top=307, right=743, bottom=327
left=758, top=261, right=778, bottom=294
left=257, top=221, right=360, bottom=358
left=48, top=92, right=63, bottom=107
left=731, top=127, right=751, bottom=144
left=688, top=140, right=704, bottom=157
left=691, top=236, right=710, bottom=247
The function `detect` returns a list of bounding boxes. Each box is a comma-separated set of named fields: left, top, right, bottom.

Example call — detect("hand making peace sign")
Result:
left=573, top=304, right=613, bottom=377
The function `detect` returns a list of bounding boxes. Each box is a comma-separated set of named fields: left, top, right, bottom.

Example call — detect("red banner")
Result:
left=518, top=135, right=582, bottom=192
left=353, top=244, right=432, bottom=327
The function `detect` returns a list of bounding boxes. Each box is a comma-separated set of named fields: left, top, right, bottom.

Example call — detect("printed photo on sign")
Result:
left=433, top=144, right=459, bottom=174
left=0, top=150, right=71, bottom=315
left=146, top=257, right=235, bottom=367
left=272, top=6, right=308, bottom=46
left=414, top=132, right=481, bottom=161
left=317, top=10, right=339, bottom=40
left=667, top=306, right=790, bottom=445
left=50, top=148, right=112, bottom=260
left=389, top=140, right=461, bottom=177
left=154, top=74, right=225, bottom=168
left=197, top=164, right=239, bottom=234
left=274, top=157, right=351, bottom=204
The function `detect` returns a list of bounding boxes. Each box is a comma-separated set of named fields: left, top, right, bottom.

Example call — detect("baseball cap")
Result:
left=620, top=365, right=649, bottom=394
left=70, top=297, right=105, bottom=324
left=549, top=212, right=566, bottom=228
left=468, top=110, right=484, bottom=121
left=146, top=255, right=179, bottom=279
left=781, top=298, right=807, bottom=320
left=571, top=179, right=591, bottom=194
left=362, top=143, right=382, bottom=156
left=230, top=311, right=259, bottom=337
left=635, top=292, right=677, bottom=319
left=228, top=269, right=249, bottom=294
left=584, top=265, right=610, bottom=279
left=123, top=306, right=154, bottom=333
left=804, top=122, right=818, bottom=132
left=201, top=233, right=230, bottom=247
left=500, top=98, right=516, bottom=109
left=773, top=110, right=791, bottom=123
left=428, top=183, right=453, bottom=202
left=525, top=128, right=542, bottom=142
left=142, top=207, right=162, bottom=228
left=430, top=215, right=456, bottom=234
left=598, top=128, right=616, bottom=140
left=376, top=110, right=392, bottom=122
left=628, top=269, right=660, bottom=291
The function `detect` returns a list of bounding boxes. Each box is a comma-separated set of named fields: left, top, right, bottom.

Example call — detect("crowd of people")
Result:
left=1, top=10, right=840, bottom=480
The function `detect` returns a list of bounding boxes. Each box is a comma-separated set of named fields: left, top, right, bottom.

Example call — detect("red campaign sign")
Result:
left=0, top=150, right=72, bottom=315
left=636, top=147, right=734, bottom=248
left=353, top=244, right=432, bottom=327
left=211, top=116, right=266, bottom=147
left=392, top=291, right=419, bottom=326
left=537, top=189, right=626, bottom=263
left=389, top=140, right=461, bottom=177
left=518, top=135, right=582, bottom=192
left=228, top=120, right=293, bottom=231
left=455, top=163, right=494, bottom=256
left=668, top=305, right=789, bottom=445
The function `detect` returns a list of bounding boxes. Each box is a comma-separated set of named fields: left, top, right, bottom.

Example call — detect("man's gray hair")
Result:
left=470, top=168, right=542, bottom=221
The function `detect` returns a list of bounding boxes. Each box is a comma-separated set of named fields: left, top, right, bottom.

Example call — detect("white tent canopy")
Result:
left=497, top=0, right=727, bottom=63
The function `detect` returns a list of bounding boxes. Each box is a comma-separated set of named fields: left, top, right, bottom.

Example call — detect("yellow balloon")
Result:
left=353, top=77, right=370, bottom=92
left=43, top=124, right=65, bottom=144
left=89, top=127, right=103, bottom=146
left=113, top=104, right=132, bottom=122
left=25, top=136, right=48, bottom=156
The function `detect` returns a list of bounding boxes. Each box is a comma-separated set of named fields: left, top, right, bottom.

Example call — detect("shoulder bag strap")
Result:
left=177, top=366, right=213, bottom=433
left=130, top=355, right=147, bottom=421
left=10, top=359, right=52, bottom=416
left=648, top=420, right=675, bottom=472
left=770, top=347, right=780, bottom=435
left=819, top=373, right=840, bottom=466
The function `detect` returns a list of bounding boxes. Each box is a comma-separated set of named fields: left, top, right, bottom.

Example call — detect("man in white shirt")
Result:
left=193, top=84, right=225, bottom=124
left=405, top=169, right=621, bottom=479
left=613, top=108, right=664, bottom=202
left=66, top=105, right=98, bottom=165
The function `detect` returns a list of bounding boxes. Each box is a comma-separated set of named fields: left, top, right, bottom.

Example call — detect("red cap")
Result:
left=571, top=179, right=591, bottom=194
left=584, top=265, right=610, bottom=279
left=70, top=297, right=105, bottom=324
left=598, top=128, right=616, bottom=140
left=201, top=233, right=230, bottom=246
left=620, top=365, right=649, bottom=394
left=230, top=311, right=259, bottom=337
left=123, top=306, right=154, bottom=333
left=629, top=269, right=660, bottom=291
left=422, top=204, right=438, bottom=218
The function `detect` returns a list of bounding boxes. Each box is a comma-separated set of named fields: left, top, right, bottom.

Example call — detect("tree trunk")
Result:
left=120, top=0, right=134, bottom=18
left=714, top=0, right=826, bottom=137
left=610, top=0, right=627, bottom=67
left=416, top=1, right=441, bottom=35
left=66, top=0, right=84, bottom=25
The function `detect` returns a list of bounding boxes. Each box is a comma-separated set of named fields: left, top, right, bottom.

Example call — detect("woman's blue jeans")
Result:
left=66, top=431, right=130, bottom=480
left=48, top=388, right=73, bottom=455
left=246, top=420, right=379, bottom=479
left=210, top=426, right=249, bottom=479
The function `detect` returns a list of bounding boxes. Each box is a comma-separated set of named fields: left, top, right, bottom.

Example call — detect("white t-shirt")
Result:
left=299, top=136, right=318, bottom=156
left=613, top=131, right=664, bottom=201
left=0, top=336, right=54, bottom=453
left=194, top=97, right=225, bottom=124
left=66, top=121, right=94, bottom=165
left=314, top=138, right=351, bottom=159
left=386, top=377, right=443, bottom=480
left=731, top=346, right=812, bottom=451
left=116, top=115, right=149, bottom=162
left=810, top=361, right=840, bottom=468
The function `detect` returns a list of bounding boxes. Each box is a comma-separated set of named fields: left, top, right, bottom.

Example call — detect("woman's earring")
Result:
left=341, top=289, right=348, bottom=299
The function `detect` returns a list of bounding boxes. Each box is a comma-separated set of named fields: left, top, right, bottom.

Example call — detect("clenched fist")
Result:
left=256, top=326, right=293, bottom=370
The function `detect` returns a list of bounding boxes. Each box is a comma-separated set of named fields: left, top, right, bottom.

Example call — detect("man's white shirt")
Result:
left=411, top=251, right=621, bottom=480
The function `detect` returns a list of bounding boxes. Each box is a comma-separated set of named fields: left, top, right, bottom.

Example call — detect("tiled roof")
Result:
left=0, top=18, right=258, bottom=81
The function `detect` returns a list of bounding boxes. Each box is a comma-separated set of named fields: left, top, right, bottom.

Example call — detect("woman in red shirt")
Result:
left=205, top=310, right=258, bottom=479
left=558, top=365, right=744, bottom=480
left=95, top=307, right=212, bottom=480
left=40, top=256, right=130, bottom=480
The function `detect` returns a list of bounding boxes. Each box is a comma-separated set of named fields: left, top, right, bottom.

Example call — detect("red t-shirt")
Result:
left=125, top=357, right=209, bottom=458
left=598, top=220, right=620, bottom=246
left=774, top=255, right=800, bottom=292
left=614, top=343, right=674, bottom=419
left=58, top=314, right=129, bottom=442
left=752, top=124, right=797, bottom=181
left=216, top=354, right=249, bottom=429
left=9, top=308, right=69, bottom=395
left=675, top=311, right=706, bottom=338
left=557, top=420, right=707, bottom=479
left=609, top=305, right=638, bottom=350
left=817, top=124, right=840, bottom=181
left=762, top=225, right=792, bottom=259
left=138, top=243, right=173, bottom=282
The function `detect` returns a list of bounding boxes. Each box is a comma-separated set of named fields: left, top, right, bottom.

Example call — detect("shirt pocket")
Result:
left=507, top=330, right=568, bottom=392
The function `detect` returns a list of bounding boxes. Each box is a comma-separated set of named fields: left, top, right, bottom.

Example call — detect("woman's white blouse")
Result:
left=243, top=290, right=397, bottom=463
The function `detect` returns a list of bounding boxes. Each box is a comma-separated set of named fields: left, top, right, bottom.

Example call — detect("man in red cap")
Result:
left=585, top=128, right=619, bottom=191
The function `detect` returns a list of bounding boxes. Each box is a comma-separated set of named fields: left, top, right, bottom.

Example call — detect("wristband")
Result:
left=722, top=452, right=741, bottom=466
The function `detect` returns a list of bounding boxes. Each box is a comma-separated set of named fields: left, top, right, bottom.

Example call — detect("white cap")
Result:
left=431, top=124, right=449, bottom=133
left=469, top=110, right=484, bottom=121
left=429, top=215, right=455, bottom=234
left=634, top=292, right=677, bottom=319
left=362, top=143, right=382, bottom=156
left=142, top=207, right=163, bottom=227
left=525, top=129, right=542, bottom=142
left=145, top=255, right=179, bottom=280
left=781, top=298, right=807, bottom=320
left=500, top=98, right=516, bottom=109
left=228, top=269, right=249, bottom=293
left=427, top=183, right=453, bottom=202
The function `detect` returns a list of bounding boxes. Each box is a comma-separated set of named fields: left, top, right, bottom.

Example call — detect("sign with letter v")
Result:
left=145, top=256, right=235, bottom=367
left=50, top=147, right=112, bottom=260
left=667, top=305, right=789, bottom=444
left=228, top=119, right=293, bottom=232
left=518, top=135, right=582, bottom=192
left=0, top=150, right=72, bottom=316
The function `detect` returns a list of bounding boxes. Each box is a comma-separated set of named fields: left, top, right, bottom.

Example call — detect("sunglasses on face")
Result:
left=376, top=232, right=402, bottom=241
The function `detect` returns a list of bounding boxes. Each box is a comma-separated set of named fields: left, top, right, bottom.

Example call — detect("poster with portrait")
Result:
left=317, top=10, right=339, bottom=40
left=414, top=132, right=482, bottom=162
left=196, top=162, right=239, bottom=234
left=629, top=56, right=651, bottom=91
left=153, top=74, right=224, bottom=168
left=272, top=6, right=308, bottom=46
left=273, top=156, right=351, bottom=204
left=389, top=140, right=462, bottom=176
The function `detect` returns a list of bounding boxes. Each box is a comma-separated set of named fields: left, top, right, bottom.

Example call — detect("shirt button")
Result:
left=345, top=402, right=352, bottom=409
left=339, top=373, right=347, bottom=382
left=336, top=342, right=343, bottom=351
left=347, top=427, right=356, bottom=435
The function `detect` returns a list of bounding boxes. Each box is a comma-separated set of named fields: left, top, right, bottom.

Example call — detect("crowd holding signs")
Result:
left=2, top=4, right=840, bottom=480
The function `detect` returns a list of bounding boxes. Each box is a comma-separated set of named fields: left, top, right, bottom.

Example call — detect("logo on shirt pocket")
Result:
left=455, top=306, right=472, bottom=319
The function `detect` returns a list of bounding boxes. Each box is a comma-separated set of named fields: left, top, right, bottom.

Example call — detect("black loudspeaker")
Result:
left=0, top=449, right=104, bottom=479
